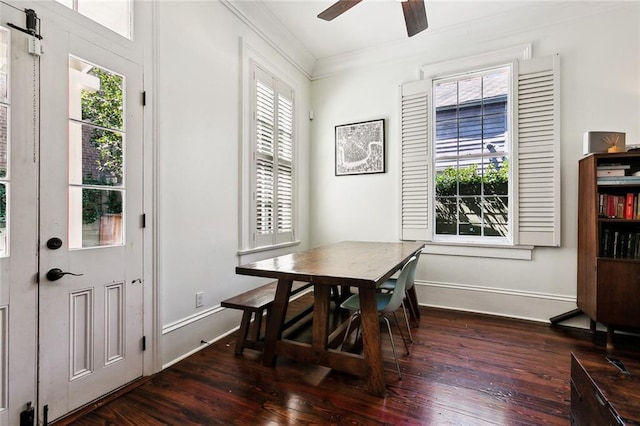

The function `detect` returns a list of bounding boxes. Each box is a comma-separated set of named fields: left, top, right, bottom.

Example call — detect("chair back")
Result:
left=404, top=250, right=421, bottom=291
left=382, top=255, right=418, bottom=314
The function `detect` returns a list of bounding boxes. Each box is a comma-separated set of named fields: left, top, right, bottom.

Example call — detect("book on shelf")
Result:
left=625, top=193, right=635, bottom=219
left=598, top=192, right=640, bottom=219
left=597, top=176, right=640, bottom=185
left=597, top=164, right=631, bottom=170
left=600, top=229, right=640, bottom=259
left=597, top=163, right=629, bottom=177
left=597, top=169, right=626, bottom=177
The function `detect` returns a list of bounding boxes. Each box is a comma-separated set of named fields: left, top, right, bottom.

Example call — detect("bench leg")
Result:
left=252, top=308, right=265, bottom=341
left=235, top=311, right=253, bottom=355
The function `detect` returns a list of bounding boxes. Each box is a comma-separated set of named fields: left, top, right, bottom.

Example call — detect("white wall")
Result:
left=309, top=3, right=640, bottom=323
left=155, top=1, right=311, bottom=365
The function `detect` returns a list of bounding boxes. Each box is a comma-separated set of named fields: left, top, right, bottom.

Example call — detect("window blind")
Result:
left=514, top=54, right=561, bottom=247
left=400, top=80, right=431, bottom=241
left=253, top=66, right=295, bottom=247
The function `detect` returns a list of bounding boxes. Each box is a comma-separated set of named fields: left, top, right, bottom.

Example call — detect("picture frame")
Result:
left=335, top=118, right=385, bottom=176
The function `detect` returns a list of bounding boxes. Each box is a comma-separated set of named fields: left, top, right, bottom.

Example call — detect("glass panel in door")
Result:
left=68, top=58, right=124, bottom=248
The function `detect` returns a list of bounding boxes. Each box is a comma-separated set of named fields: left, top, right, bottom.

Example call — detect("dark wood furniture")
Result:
left=577, top=153, right=640, bottom=348
left=221, top=280, right=313, bottom=354
left=570, top=351, right=640, bottom=425
left=235, top=240, right=424, bottom=396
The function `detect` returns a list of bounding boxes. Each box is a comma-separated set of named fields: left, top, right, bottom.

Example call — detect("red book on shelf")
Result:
left=607, top=195, right=616, bottom=218
left=625, top=193, right=635, bottom=219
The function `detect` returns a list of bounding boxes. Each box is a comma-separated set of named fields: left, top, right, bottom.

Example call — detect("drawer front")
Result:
left=571, top=357, right=623, bottom=425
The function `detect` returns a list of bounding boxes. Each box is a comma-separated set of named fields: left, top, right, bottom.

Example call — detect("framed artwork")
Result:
left=335, top=118, right=385, bottom=176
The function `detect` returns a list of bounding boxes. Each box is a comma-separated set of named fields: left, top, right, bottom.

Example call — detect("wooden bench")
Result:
left=221, top=281, right=313, bottom=355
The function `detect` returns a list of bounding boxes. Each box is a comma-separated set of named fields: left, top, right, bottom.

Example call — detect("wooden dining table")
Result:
left=235, top=240, right=424, bottom=396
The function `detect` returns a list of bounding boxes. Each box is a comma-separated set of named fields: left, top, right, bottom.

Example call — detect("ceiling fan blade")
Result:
left=318, top=0, right=363, bottom=21
left=401, top=0, right=428, bottom=37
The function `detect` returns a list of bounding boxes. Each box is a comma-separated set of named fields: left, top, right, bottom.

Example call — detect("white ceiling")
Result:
left=228, top=0, right=633, bottom=77
left=242, top=0, right=542, bottom=60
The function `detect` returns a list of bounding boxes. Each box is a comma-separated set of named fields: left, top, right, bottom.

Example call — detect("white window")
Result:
left=250, top=63, right=295, bottom=249
left=400, top=52, right=560, bottom=249
left=55, top=0, right=132, bottom=39
left=433, top=67, right=510, bottom=242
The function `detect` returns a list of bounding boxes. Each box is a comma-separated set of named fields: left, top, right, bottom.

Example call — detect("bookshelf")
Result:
left=577, top=152, right=640, bottom=349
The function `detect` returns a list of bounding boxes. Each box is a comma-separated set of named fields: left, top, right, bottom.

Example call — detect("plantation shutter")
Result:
left=276, top=86, right=294, bottom=243
left=253, top=66, right=294, bottom=247
left=255, top=74, right=275, bottom=246
left=400, top=80, right=431, bottom=241
left=514, top=54, right=561, bottom=247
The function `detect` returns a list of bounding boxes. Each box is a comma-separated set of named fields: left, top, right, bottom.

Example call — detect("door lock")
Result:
left=46, top=237, right=63, bottom=250
left=46, top=268, right=83, bottom=281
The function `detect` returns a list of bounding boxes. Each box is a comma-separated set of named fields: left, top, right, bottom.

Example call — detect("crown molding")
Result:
left=221, top=0, right=317, bottom=79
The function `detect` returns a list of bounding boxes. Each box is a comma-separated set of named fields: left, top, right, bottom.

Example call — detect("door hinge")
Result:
left=142, top=91, right=146, bottom=106
left=142, top=336, right=146, bottom=351
left=141, top=213, right=146, bottom=228
left=20, top=401, right=34, bottom=426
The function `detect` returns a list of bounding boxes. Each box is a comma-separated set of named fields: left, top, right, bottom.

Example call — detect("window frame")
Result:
left=54, top=0, right=133, bottom=40
left=241, top=58, right=298, bottom=254
left=400, top=45, right=560, bottom=257
left=431, top=65, right=513, bottom=245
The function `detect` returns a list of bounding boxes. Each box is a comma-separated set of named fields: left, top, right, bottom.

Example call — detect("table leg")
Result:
left=312, top=284, right=331, bottom=351
left=358, top=287, right=386, bottom=396
left=262, top=279, right=293, bottom=366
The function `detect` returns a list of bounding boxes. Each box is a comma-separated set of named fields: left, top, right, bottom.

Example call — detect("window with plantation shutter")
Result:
left=514, top=54, right=561, bottom=247
left=252, top=65, right=295, bottom=248
left=400, top=80, right=431, bottom=241
left=400, top=53, right=560, bottom=248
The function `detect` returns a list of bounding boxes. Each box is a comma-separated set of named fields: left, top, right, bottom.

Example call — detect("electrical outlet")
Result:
left=195, top=292, right=204, bottom=308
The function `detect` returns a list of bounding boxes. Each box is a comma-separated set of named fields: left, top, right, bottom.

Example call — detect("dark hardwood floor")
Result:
left=61, top=293, right=640, bottom=425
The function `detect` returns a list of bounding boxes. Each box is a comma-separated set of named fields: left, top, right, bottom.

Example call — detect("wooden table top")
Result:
left=236, top=241, right=424, bottom=288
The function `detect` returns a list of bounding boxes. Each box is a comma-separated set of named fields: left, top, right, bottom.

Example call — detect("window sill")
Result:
left=422, top=242, right=533, bottom=260
left=237, top=240, right=301, bottom=264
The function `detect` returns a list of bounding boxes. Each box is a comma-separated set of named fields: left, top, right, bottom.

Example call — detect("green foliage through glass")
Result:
left=81, top=68, right=123, bottom=184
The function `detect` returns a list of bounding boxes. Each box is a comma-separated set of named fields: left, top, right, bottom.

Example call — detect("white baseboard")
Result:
left=162, top=306, right=242, bottom=369
left=413, top=279, right=589, bottom=328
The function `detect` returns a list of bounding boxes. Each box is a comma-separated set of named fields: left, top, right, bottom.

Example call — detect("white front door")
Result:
left=37, top=19, right=145, bottom=423
left=0, top=5, right=39, bottom=426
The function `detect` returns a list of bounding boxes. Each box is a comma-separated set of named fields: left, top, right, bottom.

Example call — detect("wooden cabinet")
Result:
left=570, top=351, right=640, bottom=425
left=577, top=153, right=640, bottom=348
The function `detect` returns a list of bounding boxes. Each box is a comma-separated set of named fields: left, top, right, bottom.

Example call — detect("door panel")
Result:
left=38, top=24, right=144, bottom=422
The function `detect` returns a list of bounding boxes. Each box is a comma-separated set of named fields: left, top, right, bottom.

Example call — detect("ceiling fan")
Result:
left=317, top=0, right=428, bottom=37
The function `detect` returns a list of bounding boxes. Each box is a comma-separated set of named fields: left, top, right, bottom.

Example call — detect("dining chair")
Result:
left=378, top=250, right=421, bottom=342
left=339, top=255, right=418, bottom=380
